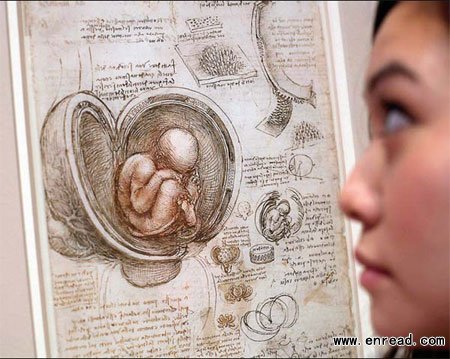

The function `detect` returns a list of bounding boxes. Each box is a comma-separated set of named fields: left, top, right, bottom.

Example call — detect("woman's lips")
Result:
left=355, top=249, right=391, bottom=290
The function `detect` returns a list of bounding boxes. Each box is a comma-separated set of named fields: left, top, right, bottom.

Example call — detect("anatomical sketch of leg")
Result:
left=117, top=128, right=202, bottom=238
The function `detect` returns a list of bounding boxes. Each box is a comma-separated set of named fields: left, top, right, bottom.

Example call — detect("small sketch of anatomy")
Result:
left=224, top=283, right=253, bottom=303
left=186, top=16, right=223, bottom=33
left=217, top=313, right=237, bottom=329
left=255, top=189, right=304, bottom=245
left=249, top=243, right=274, bottom=264
left=252, top=1, right=316, bottom=137
left=211, top=245, right=240, bottom=274
left=41, top=88, right=241, bottom=287
left=117, top=128, right=202, bottom=238
left=176, top=41, right=257, bottom=86
left=287, top=154, right=315, bottom=180
left=241, top=294, right=299, bottom=342
left=292, top=121, right=323, bottom=149
left=236, top=201, right=252, bottom=220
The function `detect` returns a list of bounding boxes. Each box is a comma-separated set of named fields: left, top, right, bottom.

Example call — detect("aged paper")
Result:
left=21, top=1, right=357, bottom=357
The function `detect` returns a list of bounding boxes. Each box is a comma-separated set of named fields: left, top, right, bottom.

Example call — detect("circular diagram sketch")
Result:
left=41, top=87, right=242, bottom=287
left=241, top=294, right=299, bottom=342
left=287, top=154, right=314, bottom=179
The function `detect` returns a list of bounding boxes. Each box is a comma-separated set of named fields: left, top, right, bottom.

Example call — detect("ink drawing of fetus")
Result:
left=262, top=200, right=292, bottom=242
left=256, top=190, right=304, bottom=245
left=117, top=128, right=201, bottom=238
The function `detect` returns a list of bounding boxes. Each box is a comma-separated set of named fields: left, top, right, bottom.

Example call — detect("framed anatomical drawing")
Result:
left=7, top=1, right=371, bottom=357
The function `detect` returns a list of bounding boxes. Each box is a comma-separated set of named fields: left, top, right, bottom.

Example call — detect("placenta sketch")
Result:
left=252, top=1, right=317, bottom=137
left=22, top=1, right=358, bottom=357
left=176, top=41, right=257, bottom=86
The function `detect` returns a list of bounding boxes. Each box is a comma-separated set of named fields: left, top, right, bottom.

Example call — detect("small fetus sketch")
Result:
left=263, top=200, right=292, bottom=241
left=117, top=128, right=201, bottom=238
left=236, top=201, right=252, bottom=220
left=176, top=41, right=257, bottom=86
left=255, top=189, right=304, bottom=245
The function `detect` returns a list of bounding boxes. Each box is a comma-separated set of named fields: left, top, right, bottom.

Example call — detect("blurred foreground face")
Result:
left=340, top=2, right=449, bottom=341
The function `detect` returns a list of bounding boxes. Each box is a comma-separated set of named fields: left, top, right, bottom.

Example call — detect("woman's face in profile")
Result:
left=340, top=2, right=449, bottom=340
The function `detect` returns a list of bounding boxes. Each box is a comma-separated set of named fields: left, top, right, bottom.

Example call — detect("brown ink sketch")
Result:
left=41, top=87, right=242, bottom=287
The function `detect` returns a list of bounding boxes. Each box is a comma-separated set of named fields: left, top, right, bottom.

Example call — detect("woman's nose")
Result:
left=339, top=142, right=384, bottom=229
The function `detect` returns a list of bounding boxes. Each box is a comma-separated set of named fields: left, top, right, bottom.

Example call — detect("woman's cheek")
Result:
left=383, top=130, right=450, bottom=272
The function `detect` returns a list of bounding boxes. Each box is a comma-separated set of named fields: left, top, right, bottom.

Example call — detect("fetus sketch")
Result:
left=236, top=201, right=252, bottom=221
left=186, top=16, right=223, bottom=33
left=41, top=88, right=241, bottom=287
left=211, top=245, right=241, bottom=274
left=117, top=128, right=201, bottom=238
left=255, top=189, right=305, bottom=245
left=252, top=1, right=317, bottom=137
left=176, top=41, right=257, bottom=86
left=241, top=294, right=299, bottom=342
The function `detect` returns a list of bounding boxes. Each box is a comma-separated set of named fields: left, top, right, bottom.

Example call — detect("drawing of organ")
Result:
left=117, top=128, right=201, bottom=237
left=41, top=88, right=241, bottom=286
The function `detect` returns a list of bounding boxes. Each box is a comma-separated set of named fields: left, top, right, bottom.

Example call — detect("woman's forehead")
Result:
left=366, top=2, right=449, bottom=90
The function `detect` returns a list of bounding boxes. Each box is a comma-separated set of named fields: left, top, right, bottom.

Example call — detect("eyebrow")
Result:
left=366, top=61, right=419, bottom=95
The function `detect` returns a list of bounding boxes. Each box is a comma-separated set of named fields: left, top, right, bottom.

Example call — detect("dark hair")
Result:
left=373, top=1, right=398, bottom=39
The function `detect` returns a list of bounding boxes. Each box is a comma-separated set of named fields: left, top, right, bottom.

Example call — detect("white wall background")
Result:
left=0, top=1, right=375, bottom=357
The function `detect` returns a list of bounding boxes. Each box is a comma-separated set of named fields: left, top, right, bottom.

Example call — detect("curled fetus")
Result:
left=263, top=200, right=292, bottom=240
left=117, top=128, right=201, bottom=237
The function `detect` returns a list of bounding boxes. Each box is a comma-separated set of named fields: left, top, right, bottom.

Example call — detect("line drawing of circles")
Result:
left=288, top=154, right=314, bottom=178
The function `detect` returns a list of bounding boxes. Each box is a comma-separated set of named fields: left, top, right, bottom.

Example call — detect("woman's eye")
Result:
left=383, top=105, right=413, bottom=135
